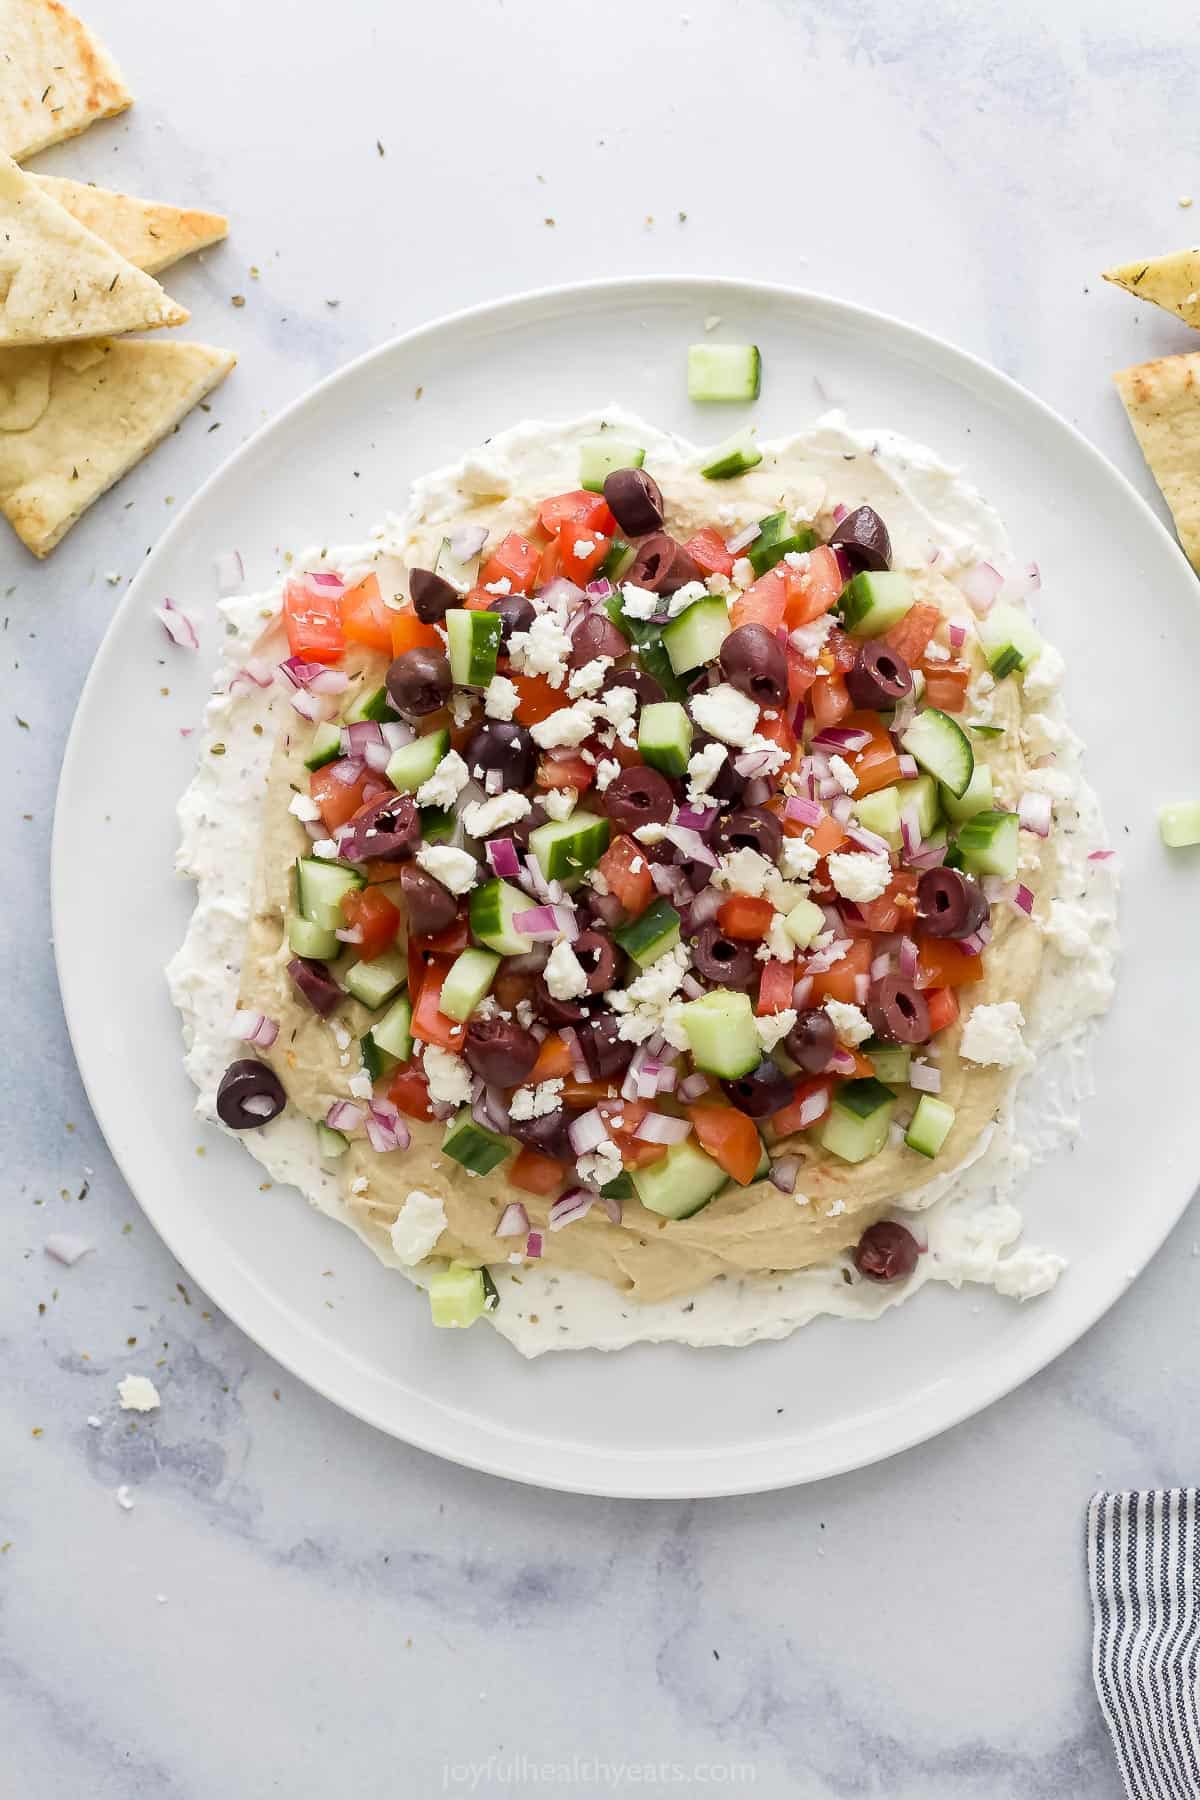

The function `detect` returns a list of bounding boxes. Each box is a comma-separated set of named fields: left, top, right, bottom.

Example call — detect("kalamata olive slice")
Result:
left=689, top=730, right=744, bottom=805
left=216, top=1058, right=287, bottom=1130
left=399, top=864, right=458, bottom=937
left=721, top=1059, right=796, bottom=1119
left=602, top=666, right=666, bottom=708
left=510, top=802, right=548, bottom=851
left=336, top=792, right=420, bottom=863
left=464, top=720, right=537, bottom=789
left=287, top=956, right=342, bottom=1016
left=854, top=1220, right=920, bottom=1281
left=603, top=467, right=665, bottom=537
left=715, top=806, right=782, bottom=862
left=603, top=766, right=675, bottom=833
left=916, top=867, right=989, bottom=940
left=827, top=505, right=892, bottom=573
left=691, top=923, right=756, bottom=991
left=785, top=1008, right=836, bottom=1074
left=569, top=609, right=628, bottom=669
left=486, top=592, right=536, bottom=648
left=572, top=929, right=618, bottom=995
left=408, top=568, right=458, bottom=623
left=576, top=1013, right=636, bottom=1080
left=719, top=623, right=789, bottom=709
left=386, top=647, right=451, bottom=717
left=463, top=1017, right=540, bottom=1087
left=866, top=976, right=930, bottom=1045
left=533, top=976, right=590, bottom=1028
left=510, top=1107, right=573, bottom=1162
left=625, top=533, right=703, bottom=595
left=846, top=639, right=913, bottom=711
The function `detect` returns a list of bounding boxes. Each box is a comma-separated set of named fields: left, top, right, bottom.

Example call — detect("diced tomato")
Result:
left=757, top=958, right=796, bottom=1016
left=510, top=671, right=567, bottom=725
left=730, top=566, right=789, bottom=633
left=341, top=887, right=401, bottom=960
left=284, top=576, right=345, bottom=664
left=807, top=813, right=847, bottom=857
left=529, top=1033, right=574, bottom=1083
left=410, top=916, right=471, bottom=956
left=463, top=589, right=495, bottom=611
left=753, top=708, right=797, bottom=762
left=687, top=1102, right=761, bottom=1186
left=596, top=1097, right=667, bottom=1170
left=510, top=1147, right=566, bottom=1198
left=390, top=601, right=443, bottom=657
left=885, top=601, right=940, bottom=665
left=768, top=1075, right=833, bottom=1138
left=916, top=939, right=984, bottom=990
left=717, top=895, right=775, bottom=941
left=536, top=538, right=562, bottom=588
left=922, top=662, right=971, bottom=713
left=854, top=871, right=918, bottom=935
left=410, top=961, right=467, bottom=1052
left=844, top=1050, right=878, bottom=1078
left=492, top=970, right=534, bottom=1014
left=784, top=544, right=844, bottom=627
left=854, top=743, right=905, bottom=796
left=363, top=859, right=411, bottom=886
left=538, top=490, right=616, bottom=538
left=925, top=987, right=960, bottom=1035
left=309, top=762, right=370, bottom=830
left=479, top=533, right=540, bottom=596
left=809, top=670, right=851, bottom=729
left=786, top=646, right=820, bottom=716
left=683, top=527, right=734, bottom=579
left=536, top=751, right=596, bottom=793
left=596, top=835, right=654, bottom=919
left=387, top=1065, right=434, bottom=1121
left=807, top=937, right=871, bottom=1003
left=561, top=1078, right=618, bottom=1107
left=556, top=524, right=611, bottom=585
left=339, top=572, right=394, bottom=654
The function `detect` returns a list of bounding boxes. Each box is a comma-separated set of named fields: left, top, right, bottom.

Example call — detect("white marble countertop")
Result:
left=6, top=1, right=1199, bottom=1792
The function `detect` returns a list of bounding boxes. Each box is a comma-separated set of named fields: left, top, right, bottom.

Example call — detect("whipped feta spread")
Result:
left=167, top=408, right=1118, bottom=1355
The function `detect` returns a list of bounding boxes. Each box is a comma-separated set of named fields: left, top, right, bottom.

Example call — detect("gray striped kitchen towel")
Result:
left=1088, top=1490, right=1200, bottom=1799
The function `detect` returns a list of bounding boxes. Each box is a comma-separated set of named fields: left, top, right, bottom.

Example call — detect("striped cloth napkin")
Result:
left=1088, top=1490, right=1200, bottom=1798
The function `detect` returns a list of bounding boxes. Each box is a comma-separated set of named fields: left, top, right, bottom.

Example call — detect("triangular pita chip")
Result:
left=0, top=0, right=131, bottom=161
left=1104, top=250, right=1200, bottom=329
left=0, top=337, right=235, bottom=555
left=0, top=153, right=188, bottom=345
left=30, top=174, right=228, bottom=273
left=1114, top=353, right=1200, bottom=571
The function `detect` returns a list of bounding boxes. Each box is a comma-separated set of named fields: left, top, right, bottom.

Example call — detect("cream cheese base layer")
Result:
left=167, top=408, right=1118, bottom=1356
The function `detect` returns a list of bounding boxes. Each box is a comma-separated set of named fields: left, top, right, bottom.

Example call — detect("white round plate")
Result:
left=53, top=278, right=1199, bottom=1497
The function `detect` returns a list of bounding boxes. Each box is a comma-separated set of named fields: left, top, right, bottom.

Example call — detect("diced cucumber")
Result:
left=296, top=856, right=365, bottom=929
left=854, top=786, right=903, bottom=851
left=680, top=989, right=761, bottom=1079
left=441, top=1107, right=511, bottom=1176
left=978, top=603, right=1042, bottom=679
left=343, top=948, right=408, bottom=1010
left=440, top=947, right=500, bottom=1022
left=386, top=728, right=450, bottom=794
left=632, top=1137, right=728, bottom=1219
left=699, top=428, right=763, bottom=481
left=343, top=684, right=399, bottom=724
left=371, top=989, right=414, bottom=1062
left=900, top=709, right=974, bottom=800
left=840, top=571, right=914, bottom=637
left=600, top=1171, right=635, bottom=1201
left=820, top=1078, right=896, bottom=1164
left=600, top=537, right=637, bottom=583
left=638, top=701, right=693, bottom=778
left=783, top=896, right=826, bottom=950
left=304, top=721, right=343, bottom=771
left=613, top=897, right=680, bottom=967
left=969, top=723, right=1006, bottom=740
left=955, top=809, right=1020, bottom=880
left=447, top=607, right=502, bottom=688
left=470, top=878, right=535, bottom=955
left=905, top=1094, right=956, bottom=1158
left=420, top=805, right=456, bottom=846
left=360, top=1030, right=397, bottom=1084
left=661, top=595, right=729, bottom=676
left=529, top=811, right=610, bottom=886
left=429, top=1262, right=490, bottom=1328
left=687, top=343, right=762, bottom=403
left=316, top=1122, right=350, bottom=1160
left=895, top=772, right=942, bottom=838
left=287, top=914, right=339, bottom=961
left=940, top=761, right=993, bottom=822
left=1160, top=801, right=1200, bottom=848
left=580, top=435, right=645, bottom=493
left=746, top=511, right=816, bottom=578
left=863, top=1043, right=911, bottom=1086
left=434, top=535, right=481, bottom=594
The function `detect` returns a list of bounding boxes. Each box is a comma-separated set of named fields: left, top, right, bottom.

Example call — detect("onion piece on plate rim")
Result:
left=155, top=598, right=199, bottom=650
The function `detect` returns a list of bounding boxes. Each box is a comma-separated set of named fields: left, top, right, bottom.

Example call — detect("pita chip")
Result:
left=1104, top=250, right=1200, bottom=331
left=1114, top=353, right=1200, bottom=571
left=0, top=153, right=188, bottom=345
left=30, top=174, right=228, bottom=274
left=0, top=0, right=131, bottom=162
left=0, top=337, right=235, bottom=556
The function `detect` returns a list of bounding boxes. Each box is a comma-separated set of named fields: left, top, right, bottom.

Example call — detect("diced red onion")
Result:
left=242, top=1095, right=277, bottom=1119
left=907, top=843, right=948, bottom=871
left=663, top=823, right=717, bottom=866
left=472, top=1085, right=510, bottom=1134
left=304, top=569, right=346, bottom=592
left=1018, top=792, right=1052, bottom=837
left=496, top=1202, right=529, bottom=1238
left=536, top=576, right=586, bottom=611
left=685, top=886, right=724, bottom=929
left=567, top=1108, right=608, bottom=1155
left=726, top=521, right=761, bottom=554
left=909, top=1061, right=942, bottom=1094
left=326, top=1100, right=365, bottom=1132
left=588, top=888, right=624, bottom=928
left=486, top=837, right=521, bottom=879
left=335, top=925, right=364, bottom=945
left=830, top=502, right=848, bottom=526
left=745, top=778, right=772, bottom=807
left=679, top=1071, right=711, bottom=1101
left=830, top=794, right=855, bottom=825
left=792, top=695, right=808, bottom=738
left=379, top=720, right=414, bottom=751
left=948, top=620, right=969, bottom=649
left=309, top=668, right=350, bottom=695
left=811, top=726, right=872, bottom=753
left=155, top=598, right=199, bottom=650
left=870, top=951, right=892, bottom=981
left=769, top=1156, right=800, bottom=1194
left=228, top=658, right=274, bottom=695
left=733, top=749, right=776, bottom=780
left=656, top=1064, right=679, bottom=1093
left=784, top=795, right=823, bottom=827
left=792, top=975, right=814, bottom=1007
left=559, top=1026, right=590, bottom=1084
left=548, top=1190, right=594, bottom=1231
left=214, top=549, right=244, bottom=596
left=521, top=854, right=553, bottom=900
left=232, top=1008, right=279, bottom=1049
left=898, top=937, right=919, bottom=979
left=828, top=1046, right=857, bottom=1075
left=1088, top=849, right=1114, bottom=863
left=675, top=803, right=717, bottom=832
left=595, top=1192, right=623, bottom=1225
left=1012, top=883, right=1035, bottom=914
left=365, top=1100, right=410, bottom=1153
left=342, top=720, right=385, bottom=756
left=635, top=1112, right=692, bottom=1145
left=956, top=928, right=989, bottom=956
left=899, top=805, right=922, bottom=858
left=329, top=755, right=367, bottom=787
left=897, top=754, right=918, bottom=778
left=513, top=903, right=578, bottom=942
left=845, top=822, right=891, bottom=856
left=957, top=561, right=1003, bottom=613
left=289, top=688, right=332, bottom=723
left=651, top=863, right=692, bottom=904
left=853, top=973, right=870, bottom=1005
left=525, top=1230, right=543, bottom=1258
left=449, top=523, right=489, bottom=561
left=280, top=656, right=329, bottom=690
left=796, top=1089, right=828, bottom=1128
left=585, top=577, right=614, bottom=599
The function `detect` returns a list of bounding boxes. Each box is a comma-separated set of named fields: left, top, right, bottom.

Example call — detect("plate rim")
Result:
left=50, top=273, right=1190, bottom=1497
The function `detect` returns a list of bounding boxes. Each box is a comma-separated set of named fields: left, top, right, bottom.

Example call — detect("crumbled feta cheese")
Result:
left=509, top=1079, right=564, bottom=1121
left=573, top=538, right=595, bottom=559
left=568, top=657, right=612, bottom=699
left=577, top=1138, right=623, bottom=1189
left=594, top=757, right=621, bottom=792
left=731, top=556, right=755, bottom=588
left=1022, top=766, right=1075, bottom=803
left=712, top=847, right=773, bottom=897
left=778, top=835, right=819, bottom=881
left=483, top=576, right=512, bottom=596
left=741, top=734, right=790, bottom=777
left=331, top=1022, right=351, bottom=1051
left=483, top=675, right=519, bottom=720
left=459, top=448, right=511, bottom=497
left=288, top=791, right=322, bottom=823
left=348, top=1070, right=375, bottom=1100
left=827, top=850, right=891, bottom=903
left=591, top=683, right=638, bottom=744
left=605, top=943, right=691, bottom=1049
left=448, top=691, right=475, bottom=729
left=960, top=1001, right=1026, bottom=1067
left=1046, top=899, right=1091, bottom=960
left=389, top=1189, right=447, bottom=1265
left=462, top=791, right=531, bottom=838
left=762, top=912, right=795, bottom=963
left=350, top=1175, right=369, bottom=1196
left=666, top=579, right=710, bottom=618
left=690, top=682, right=760, bottom=748
left=589, top=868, right=610, bottom=896
left=1022, top=641, right=1065, bottom=701
left=423, top=1045, right=473, bottom=1105
left=415, top=747, right=469, bottom=808
left=923, top=640, right=951, bottom=663
left=633, top=822, right=667, bottom=845
left=686, top=739, right=727, bottom=804
left=545, top=940, right=589, bottom=1000
left=824, top=999, right=872, bottom=1047
left=531, top=701, right=595, bottom=749
left=828, top=754, right=859, bottom=795
left=620, top=583, right=660, bottom=620
left=312, top=838, right=339, bottom=860
left=515, top=998, right=535, bottom=1029
left=416, top=845, right=478, bottom=895
left=755, top=1009, right=796, bottom=1054
left=541, top=787, right=577, bottom=821
left=117, top=1375, right=161, bottom=1413
left=508, top=612, right=572, bottom=687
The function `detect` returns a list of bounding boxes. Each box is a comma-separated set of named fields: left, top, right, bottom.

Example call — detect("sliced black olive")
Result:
left=714, top=806, right=782, bottom=862
left=845, top=638, right=913, bottom=711
left=827, top=505, right=892, bottom=573
left=408, top=568, right=458, bottom=623
left=336, top=792, right=420, bottom=863
left=216, top=1058, right=287, bottom=1129
left=287, top=956, right=342, bottom=1016
left=625, top=533, right=703, bottom=595
left=603, top=467, right=665, bottom=537
left=854, top=1220, right=920, bottom=1281
left=603, top=766, right=675, bottom=833
left=576, top=1012, right=636, bottom=1080
left=464, top=720, right=537, bottom=790
left=866, top=976, right=930, bottom=1045
left=399, top=864, right=458, bottom=937
left=463, top=1018, right=540, bottom=1087
left=486, top=592, right=536, bottom=648
left=785, top=1008, right=836, bottom=1074
left=602, top=666, right=666, bottom=708
left=691, top=924, right=756, bottom=991
left=510, top=802, right=548, bottom=851
left=569, top=610, right=628, bottom=668
left=916, top=867, right=989, bottom=939
left=533, top=976, right=590, bottom=1028
left=721, top=1059, right=796, bottom=1119
left=509, top=1107, right=573, bottom=1162
left=689, top=730, right=744, bottom=805
left=572, top=929, right=618, bottom=995
left=386, top=647, right=451, bottom=717
left=718, top=623, right=788, bottom=709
